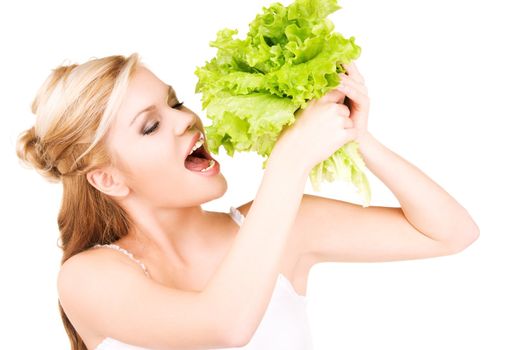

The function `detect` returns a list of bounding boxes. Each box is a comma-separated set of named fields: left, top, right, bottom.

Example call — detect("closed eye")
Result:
left=167, top=85, right=184, bottom=110
left=170, top=101, right=184, bottom=109
left=142, top=121, right=159, bottom=135
left=142, top=86, right=184, bottom=136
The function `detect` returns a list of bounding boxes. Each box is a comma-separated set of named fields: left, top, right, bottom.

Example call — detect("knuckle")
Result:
left=338, top=104, right=350, bottom=116
left=327, top=103, right=339, bottom=114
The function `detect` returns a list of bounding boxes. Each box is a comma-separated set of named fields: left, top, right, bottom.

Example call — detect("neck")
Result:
left=122, top=201, right=221, bottom=268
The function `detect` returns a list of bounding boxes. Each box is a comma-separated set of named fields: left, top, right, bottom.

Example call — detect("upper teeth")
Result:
left=189, top=134, right=204, bottom=155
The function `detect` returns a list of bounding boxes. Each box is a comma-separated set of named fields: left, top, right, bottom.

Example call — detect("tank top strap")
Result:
left=92, top=243, right=150, bottom=278
left=229, top=206, right=245, bottom=226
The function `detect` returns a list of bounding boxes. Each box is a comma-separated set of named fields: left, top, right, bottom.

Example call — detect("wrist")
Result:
left=356, top=131, right=377, bottom=150
left=355, top=132, right=383, bottom=166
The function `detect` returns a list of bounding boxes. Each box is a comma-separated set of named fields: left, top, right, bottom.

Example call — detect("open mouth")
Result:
left=186, top=142, right=212, bottom=160
left=184, top=140, right=216, bottom=172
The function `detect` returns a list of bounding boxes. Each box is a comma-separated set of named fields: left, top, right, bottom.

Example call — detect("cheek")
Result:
left=132, top=144, right=182, bottom=177
left=137, top=146, right=196, bottom=189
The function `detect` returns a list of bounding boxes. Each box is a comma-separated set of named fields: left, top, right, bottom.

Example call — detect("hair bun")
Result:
left=16, top=126, right=62, bottom=182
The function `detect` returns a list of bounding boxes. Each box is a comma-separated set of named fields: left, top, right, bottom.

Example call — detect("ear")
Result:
left=86, top=166, right=130, bottom=198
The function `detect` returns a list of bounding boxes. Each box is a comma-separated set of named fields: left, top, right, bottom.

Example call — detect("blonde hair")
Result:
left=15, top=53, right=142, bottom=350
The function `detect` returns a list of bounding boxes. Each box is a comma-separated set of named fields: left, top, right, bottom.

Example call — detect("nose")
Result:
left=172, top=110, right=197, bottom=136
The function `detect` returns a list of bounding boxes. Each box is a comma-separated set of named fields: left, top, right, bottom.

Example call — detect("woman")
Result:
left=15, top=53, right=479, bottom=350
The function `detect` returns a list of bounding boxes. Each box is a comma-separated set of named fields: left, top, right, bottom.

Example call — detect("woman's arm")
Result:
left=295, top=131, right=479, bottom=265
left=205, top=153, right=311, bottom=345
left=358, top=131, right=479, bottom=247
left=295, top=62, right=478, bottom=265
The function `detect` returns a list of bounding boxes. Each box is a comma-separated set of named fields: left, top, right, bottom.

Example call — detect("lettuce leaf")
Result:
left=195, top=0, right=371, bottom=207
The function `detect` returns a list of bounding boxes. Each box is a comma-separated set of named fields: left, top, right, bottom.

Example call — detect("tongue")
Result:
left=184, top=155, right=210, bottom=171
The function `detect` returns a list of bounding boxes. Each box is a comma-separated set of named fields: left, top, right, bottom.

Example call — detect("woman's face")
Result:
left=106, top=65, right=227, bottom=208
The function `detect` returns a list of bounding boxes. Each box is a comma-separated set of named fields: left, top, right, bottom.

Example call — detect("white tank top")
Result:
left=91, top=206, right=314, bottom=350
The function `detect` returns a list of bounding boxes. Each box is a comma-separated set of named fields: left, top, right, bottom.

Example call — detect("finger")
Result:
left=338, top=73, right=367, bottom=95
left=342, top=62, right=365, bottom=84
left=339, top=73, right=368, bottom=93
left=345, top=61, right=361, bottom=76
left=320, top=86, right=346, bottom=103
left=340, top=72, right=367, bottom=89
left=342, top=117, right=354, bottom=129
left=337, top=78, right=368, bottom=97
left=337, top=84, right=370, bottom=110
left=334, top=103, right=350, bottom=118
left=348, top=62, right=365, bottom=84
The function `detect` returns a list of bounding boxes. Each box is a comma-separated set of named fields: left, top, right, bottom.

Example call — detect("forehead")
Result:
left=115, top=66, right=168, bottom=126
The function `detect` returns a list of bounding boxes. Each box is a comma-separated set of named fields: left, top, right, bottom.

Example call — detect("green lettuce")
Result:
left=195, top=0, right=371, bottom=207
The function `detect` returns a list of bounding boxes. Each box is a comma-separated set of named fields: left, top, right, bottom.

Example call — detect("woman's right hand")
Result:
left=271, top=82, right=357, bottom=172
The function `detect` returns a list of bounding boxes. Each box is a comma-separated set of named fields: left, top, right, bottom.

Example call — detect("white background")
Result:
left=1, top=0, right=523, bottom=349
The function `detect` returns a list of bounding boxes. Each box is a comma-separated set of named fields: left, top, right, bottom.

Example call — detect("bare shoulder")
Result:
left=57, top=247, right=150, bottom=347
left=59, top=246, right=149, bottom=290
left=57, top=246, right=236, bottom=349
left=58, top=246, right=147, bottom=293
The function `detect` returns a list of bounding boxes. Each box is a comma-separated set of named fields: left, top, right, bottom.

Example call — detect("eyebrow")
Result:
left=129, top=84, right=174, bottom=127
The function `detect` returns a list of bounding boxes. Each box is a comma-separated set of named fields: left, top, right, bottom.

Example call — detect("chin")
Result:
left=209, top=174, right=228, bottom=199
left=192, top=173, right=228, bottom=206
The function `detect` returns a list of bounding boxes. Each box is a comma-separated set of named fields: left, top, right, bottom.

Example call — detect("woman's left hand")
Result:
left=335, top=61, right=370, bottom=143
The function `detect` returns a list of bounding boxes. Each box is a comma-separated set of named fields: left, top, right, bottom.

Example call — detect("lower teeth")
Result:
left=200, top=159, right=215, bottom=172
